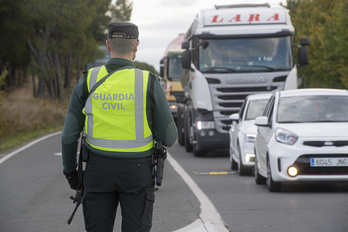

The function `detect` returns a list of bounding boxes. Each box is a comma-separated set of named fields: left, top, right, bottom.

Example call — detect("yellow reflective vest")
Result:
left=83, top=65, right=154, bottom=152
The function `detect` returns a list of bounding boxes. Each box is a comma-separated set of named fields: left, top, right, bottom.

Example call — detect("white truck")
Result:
left=178, top=3, right=310, bottom=156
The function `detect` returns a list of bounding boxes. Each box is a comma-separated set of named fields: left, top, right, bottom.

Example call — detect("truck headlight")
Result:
left=275, top=128, right=298, bottom=145
left=196, top=121, right=215, bottom=130
left=245, top=133, right=256, bottom=143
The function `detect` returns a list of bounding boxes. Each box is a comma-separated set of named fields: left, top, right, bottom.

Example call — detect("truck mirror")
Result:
left=159, top=57, right=165, bottom=77
left=181, top=50, right=191, bottom=69
left=182, top=41, right=189, bottom=49
left=299, top=46, right=309, bottom=66
left=160, top=65, right=164, bottom=77
left=300, top=37, right=310, bottom=46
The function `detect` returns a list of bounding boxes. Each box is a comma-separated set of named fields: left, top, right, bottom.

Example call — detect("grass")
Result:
left=0, top=78, right=71, bottom=154
left=0, top=126, right=62, bottom=154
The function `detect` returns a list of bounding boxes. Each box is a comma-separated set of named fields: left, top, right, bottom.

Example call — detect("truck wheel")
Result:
left=193, top=144, right=206, bottom=157
left=184, top=108, right=193, bottom=152
left=177, top=105, right=184, bottom=146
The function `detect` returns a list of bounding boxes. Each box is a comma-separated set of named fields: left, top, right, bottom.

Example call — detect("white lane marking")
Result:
left=0, top=131, right=62, bottom=165
left=167, top=152, right=229, bottom=232
left=0, top=132, right=229, bottom=231
left=54, top=152, right=80, bottom=157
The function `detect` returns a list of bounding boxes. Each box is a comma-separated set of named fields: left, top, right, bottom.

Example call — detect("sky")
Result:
left=130, top=0, right=287, bottom=72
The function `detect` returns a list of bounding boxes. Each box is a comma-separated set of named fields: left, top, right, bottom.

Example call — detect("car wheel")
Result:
left=230, top=147, right=238, bottom=170
left=231, top=157, right=238, bottom=170
left=267, top=159, right=281, bottom=192
left=254, top=155, right=266, bottom=184
left=238, top=143, right=251, bottom=176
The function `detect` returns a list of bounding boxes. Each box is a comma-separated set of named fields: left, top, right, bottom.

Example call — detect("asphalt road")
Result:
left=1, top=132, right=348, bottom=232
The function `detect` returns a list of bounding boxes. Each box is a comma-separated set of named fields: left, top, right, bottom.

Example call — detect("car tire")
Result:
left=267, top=159, right=281, bottom=192
left=231, top=156, right=238, bottom=171
left=254, top=155, right=266, bottom=184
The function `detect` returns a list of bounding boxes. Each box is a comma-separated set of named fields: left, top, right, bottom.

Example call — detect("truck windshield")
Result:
left=199, top=36, right=293, bottom=73
left=167, top=52, right=182, bottom=81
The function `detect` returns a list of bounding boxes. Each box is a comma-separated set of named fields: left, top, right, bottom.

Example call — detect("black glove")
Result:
left=63, top=170, right=78, bottom=190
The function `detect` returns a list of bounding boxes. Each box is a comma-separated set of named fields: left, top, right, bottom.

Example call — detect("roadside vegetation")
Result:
left=287, top=0, right=348, bottom=88
left=0, top=80, right=69, bottom=153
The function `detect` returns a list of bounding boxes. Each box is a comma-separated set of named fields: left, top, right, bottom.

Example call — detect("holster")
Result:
left=82, top=144, right=89, bottom=162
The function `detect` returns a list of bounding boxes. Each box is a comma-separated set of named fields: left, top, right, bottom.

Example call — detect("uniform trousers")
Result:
left=82, top=153, right=155, bottom=232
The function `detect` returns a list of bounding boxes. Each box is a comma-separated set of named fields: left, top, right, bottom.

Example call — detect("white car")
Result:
left=254, top=89, right=348, bottom=192
left=229, top=93, right=271, bottom=175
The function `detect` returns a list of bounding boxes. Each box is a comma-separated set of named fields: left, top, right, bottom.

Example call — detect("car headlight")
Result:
left=275, top=128, right=298, bottom=145
left=245, top=133, right=256, bottom=143
left=196, top=121, right=215, bottom=130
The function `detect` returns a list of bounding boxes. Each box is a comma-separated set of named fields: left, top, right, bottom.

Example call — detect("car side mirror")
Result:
left=229, top=113, right=239, bottom=125
left=254, top=116, right=271, bottom=127
left=229, top=113, right=239, bottom=121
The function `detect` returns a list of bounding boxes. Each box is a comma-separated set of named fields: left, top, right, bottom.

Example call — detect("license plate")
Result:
left=310, top=158, right=348, bottom=167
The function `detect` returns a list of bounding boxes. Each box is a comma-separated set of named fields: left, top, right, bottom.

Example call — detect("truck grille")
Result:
left=216, top=86, right=277, bottom=92
left=207, top=73, right=286, bottom=134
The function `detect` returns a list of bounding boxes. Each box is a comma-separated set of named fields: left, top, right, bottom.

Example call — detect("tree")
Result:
left=109, top=0, right=133, bottom=22
left=0, top=0, right=30, bottom=88
left=25, top=0, right=113, bottom=100
left=287, top=0, right=348, bottom=89
left=321, top=0, right=348, bottom=87
left=0, top=0, right=134, bottom=100
left=134, top=61, right=158, bottom=75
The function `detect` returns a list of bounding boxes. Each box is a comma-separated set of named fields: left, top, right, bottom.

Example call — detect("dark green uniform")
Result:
left=62, top=58, right=177, bottom=232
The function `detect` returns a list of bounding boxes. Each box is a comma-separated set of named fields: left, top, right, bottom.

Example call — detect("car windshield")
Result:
left=277, top=95, right=348, bottom=123
left=245, top=99, right=269, bottom=120
left=199, top=36, right=293, bottom=73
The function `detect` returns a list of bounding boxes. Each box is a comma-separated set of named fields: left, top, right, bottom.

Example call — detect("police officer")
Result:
left=61, top=22, right=177, bottom=232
